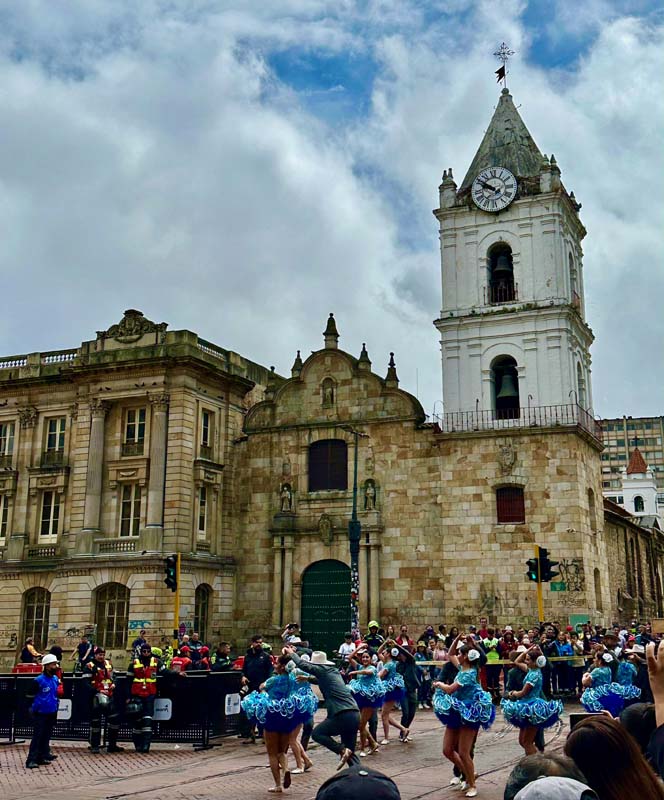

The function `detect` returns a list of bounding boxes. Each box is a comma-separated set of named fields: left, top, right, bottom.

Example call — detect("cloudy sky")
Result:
left=0, top=0, right=662, bottom=419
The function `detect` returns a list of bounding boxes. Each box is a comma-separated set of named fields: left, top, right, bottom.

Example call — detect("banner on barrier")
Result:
left=225, top=693, right=241, bottom=716
left=153, top=698, right=172, bottom=721
left=57, top=699, right=72, bottom=721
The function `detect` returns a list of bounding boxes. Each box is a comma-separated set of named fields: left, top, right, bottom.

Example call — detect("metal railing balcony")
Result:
left=484, top=282, right=518, bottom=305
left=433, top=403, right=602, bottom=443
left=41, top=450, right=65, bottom=467
left=121, top=441, right=144, bottom=457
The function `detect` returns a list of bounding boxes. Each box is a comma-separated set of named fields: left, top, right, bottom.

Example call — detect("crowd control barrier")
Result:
left=0, top=670, right=242, bottom=749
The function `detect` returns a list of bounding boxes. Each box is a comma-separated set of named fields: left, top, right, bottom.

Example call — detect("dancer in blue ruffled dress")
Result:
left=377, top=641, right=409, bottom=744
left=347, top=646, right=386, bottom=756
left=285, top=658, right=318, bottom=775
left=242, top=654, right=315, bottom=793
left=581, top=650, right=640, bottom=716
left=501, top=645, right=563, bottom=756
left=432, top=635, right=495, bottom=798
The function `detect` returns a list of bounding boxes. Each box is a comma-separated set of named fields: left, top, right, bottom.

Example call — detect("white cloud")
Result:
left=0, top=2, right=661, bottom=420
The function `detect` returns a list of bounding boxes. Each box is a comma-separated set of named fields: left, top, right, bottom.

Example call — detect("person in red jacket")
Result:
left=127, top=644, right=182, bottom=753
left=84, top=647, right=123, bottom=754
left=171, top=647, right=193, bottom=673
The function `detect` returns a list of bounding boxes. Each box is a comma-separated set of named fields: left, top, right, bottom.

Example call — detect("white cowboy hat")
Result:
left=310, top=650, right=335, bottom=665
left=625, top=643, right=646, bottom=655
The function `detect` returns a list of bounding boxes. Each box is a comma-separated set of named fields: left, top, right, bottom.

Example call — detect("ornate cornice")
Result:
left=97, top=309, right=167, bottom=345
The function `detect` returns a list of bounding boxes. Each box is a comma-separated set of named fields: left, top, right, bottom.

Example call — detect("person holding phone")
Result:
left=501, top=646, right=563, bottom=756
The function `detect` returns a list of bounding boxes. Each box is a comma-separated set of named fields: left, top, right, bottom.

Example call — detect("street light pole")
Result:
left=341, top=425, right=369, bottom=640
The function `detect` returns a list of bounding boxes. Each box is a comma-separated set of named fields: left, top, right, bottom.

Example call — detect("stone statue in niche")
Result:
left=364, top=479, right=377, bottom=510
left=318, top=513, right=333, bottom=545
left=280, top=483, right=293, bottom=512
left=321, top=378, right=335, bottom=406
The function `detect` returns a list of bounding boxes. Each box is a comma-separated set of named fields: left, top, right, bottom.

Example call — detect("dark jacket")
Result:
left=242, top=647, right=273, bottom=688
left=290, top=653, right=358, bottom=717
left=211, top=654, right=233, bottom=672
left=505, top=666, right=526, bottom=693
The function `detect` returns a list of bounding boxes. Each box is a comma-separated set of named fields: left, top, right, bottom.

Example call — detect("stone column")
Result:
left=282, top=539, right=294, bottom=624
left=272, top=539, right=283, bottom=627
left=82, top=400, right=110, bottom=533
left=358, top=540, right=368, bottom=628
left=142, top=394, right=169, bottom=551
left=6, top=407, right=38, bottom=560
left=369, top=542, right=380, bottom=623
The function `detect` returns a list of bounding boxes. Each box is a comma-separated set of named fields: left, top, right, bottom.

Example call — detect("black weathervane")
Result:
left=494, top=42, right=515, bottom=88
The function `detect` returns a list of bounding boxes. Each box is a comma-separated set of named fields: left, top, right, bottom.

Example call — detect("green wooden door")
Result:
left=301, top=560, right=351, bottom=656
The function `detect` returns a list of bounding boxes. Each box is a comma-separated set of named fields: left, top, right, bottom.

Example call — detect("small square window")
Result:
left=496, top=486, right=525, bottom=524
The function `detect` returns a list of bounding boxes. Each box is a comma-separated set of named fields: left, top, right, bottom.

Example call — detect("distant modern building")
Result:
left=601, top=416, right=664, bottom=515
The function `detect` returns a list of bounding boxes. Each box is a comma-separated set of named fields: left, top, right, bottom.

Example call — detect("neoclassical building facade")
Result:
left=0, top=310, right=275, bottom=668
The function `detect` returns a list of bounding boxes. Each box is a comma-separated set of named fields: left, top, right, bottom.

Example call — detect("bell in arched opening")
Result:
left=493, top=357, right=520, bottom=420
left=489, top=247, right=516, bottom=304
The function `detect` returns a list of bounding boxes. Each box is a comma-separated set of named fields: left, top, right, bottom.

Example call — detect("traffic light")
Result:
left=526, top=557, right=539, bottom=582
left=538, top=548, right=559, bottom=583
left=164, top=554, right=178, bottom=592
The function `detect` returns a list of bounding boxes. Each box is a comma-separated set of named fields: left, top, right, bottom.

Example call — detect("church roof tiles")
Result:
left=626, top=447, right=649, bottom=474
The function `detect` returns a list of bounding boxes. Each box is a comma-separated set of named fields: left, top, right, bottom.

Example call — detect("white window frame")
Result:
left=45, top=417, right=66, bottom=452
left=201, top=410, right=212, bottom=448
left=40, top=491, right=61, bottom=540
left=119, top=484, right=142, bottom=537
left=197, top=486, right=208, bottom=539
left=0, top=494, right=9, bottom=545
left=124, top=408, right=146, bottom=444
left=0, top=422, right=15, bottom=456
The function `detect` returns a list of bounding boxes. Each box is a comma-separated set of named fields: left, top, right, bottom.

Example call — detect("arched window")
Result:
left=309, top=439, right=348, bottom=492
left=95, top=583, right=129, bottom=649
left=488, top=244, right=515, bottom=304
left=588, top=488, right=597, bottom=532
left=496, top=486, right=525, bottom=524
left=21, top=587, right=51, bottom=651
left=194, top=584, right=212, bottom=644
left=491, top=356, right=520, bottom=419
left=569, top=253, right=580, bottom=308
left=577, top=363, right=586, bottom=409
left=594, top=568, right=603, bottom=611
left=634, top=495, right=645, bottom=513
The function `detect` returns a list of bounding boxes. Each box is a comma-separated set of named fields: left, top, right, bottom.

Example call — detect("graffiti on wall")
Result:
left=558, top=559, right=585, bottom=593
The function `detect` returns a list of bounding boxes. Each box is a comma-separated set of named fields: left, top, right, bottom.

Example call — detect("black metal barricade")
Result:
left=1, top=670, right=243, bottom=748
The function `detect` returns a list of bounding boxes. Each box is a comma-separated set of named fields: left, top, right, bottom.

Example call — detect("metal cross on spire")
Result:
left=494, top=42, right=515, bottom=88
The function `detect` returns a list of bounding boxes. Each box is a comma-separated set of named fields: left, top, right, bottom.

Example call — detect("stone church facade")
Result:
left=2, top=91, right=663, bottom=665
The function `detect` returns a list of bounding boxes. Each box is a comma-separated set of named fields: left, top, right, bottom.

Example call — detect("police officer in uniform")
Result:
left=83, top=647, right=123, bottom=754
left=127, top=643, right=181, bottom=753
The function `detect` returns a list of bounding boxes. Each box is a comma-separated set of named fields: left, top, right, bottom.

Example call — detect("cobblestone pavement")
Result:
left=0, top=705, right=575, bottom=800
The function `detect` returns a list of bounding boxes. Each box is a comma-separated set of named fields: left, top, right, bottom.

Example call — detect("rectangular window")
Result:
left=496, top=486, right=525, bottom=524
left=122, top=408, right=146, bottom=455
left=125, top=408, right=146, bottom=443
left=119, top=484, right=141, bottom=537
left=40, top=491, right=60, bottom=538
left=0, top=422, right=15, bottom=456
left=198, top=486, right=207, bottom=537
left=46, top=417, right=66, bottom=452
left=201, top=410, right=211, bottom=447
left=0, top=494, right=8, bottom=543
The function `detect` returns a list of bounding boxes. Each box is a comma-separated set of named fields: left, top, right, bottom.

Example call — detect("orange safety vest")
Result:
left=131, top=656, right=158, bottom=697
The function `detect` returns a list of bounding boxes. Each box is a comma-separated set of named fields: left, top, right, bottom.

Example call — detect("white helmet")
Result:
left=41, top=654, right=58, bottom=666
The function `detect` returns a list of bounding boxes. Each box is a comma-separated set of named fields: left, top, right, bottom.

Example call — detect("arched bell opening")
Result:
left=491, top=355, right=520, bottom=419
left=487, top=244, right=516, bottom=304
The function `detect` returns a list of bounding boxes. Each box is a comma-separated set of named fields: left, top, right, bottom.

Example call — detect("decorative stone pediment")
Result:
left=0, top=471, right=18, bottom=496
left=107, top=457, right=149, bottom=489
left=194, top=461, right=223, bottom=491
left=96, top=309, right=168, bottom=350
left=28, top=466, right=69, bottom=497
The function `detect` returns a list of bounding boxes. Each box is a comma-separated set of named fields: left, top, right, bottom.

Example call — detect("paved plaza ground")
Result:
left=0, top=705, right=576, bottom=800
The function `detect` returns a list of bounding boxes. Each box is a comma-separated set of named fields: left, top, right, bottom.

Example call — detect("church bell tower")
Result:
left=434, top=88, right=594, bottom=419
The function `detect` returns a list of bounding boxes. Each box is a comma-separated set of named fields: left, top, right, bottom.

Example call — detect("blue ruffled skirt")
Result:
left=382, top=675, right=406, bottom=703
left=581, top=683, right=641, bottom=716
left=349, top=678, right=385, bottom=709
left=500, top=696, right=563, bottom=729
left=433, top=688, right=495, bottom=730
left=241, top=689, right=317, bottom=733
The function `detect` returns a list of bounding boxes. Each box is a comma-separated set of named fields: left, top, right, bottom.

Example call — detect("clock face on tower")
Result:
left=471, top=167, right=517, bottom=213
